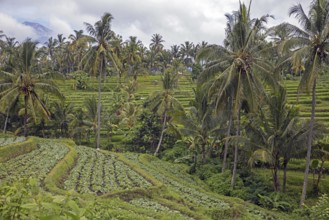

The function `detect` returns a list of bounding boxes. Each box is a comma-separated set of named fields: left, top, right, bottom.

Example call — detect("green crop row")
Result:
left=44, top=139, right=78, bottom=194
left=0, top=136, right=26, bottom=147
left=63, top=146, right=152, bottom=195
left=0, top=139, right=69, bottom=182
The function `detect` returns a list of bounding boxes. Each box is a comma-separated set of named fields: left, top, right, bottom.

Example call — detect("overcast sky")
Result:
left=0, top=0, right=309, bottom=47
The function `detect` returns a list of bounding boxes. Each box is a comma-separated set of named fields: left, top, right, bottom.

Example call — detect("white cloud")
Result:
left=0, top=13, right=38, bottom=42
left=49, top=17, right=73, bottom=37
left=0, top=0, right=311, bottom=47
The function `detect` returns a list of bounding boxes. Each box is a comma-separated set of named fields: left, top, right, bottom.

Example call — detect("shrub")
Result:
left=161, top=142, right=187, bottom=162
left=195, top=163, right=221, bottom=180
left=239, top=169, right=272, bottom=204
left=309, top=194, right=329, bottom=220
left=206, top=171, right=246, bottom=198
left=258, top=192, right=296, bottom=212
left=0, top=177, right=110, bottom=219
left=70, top=71, right=89, bottom=90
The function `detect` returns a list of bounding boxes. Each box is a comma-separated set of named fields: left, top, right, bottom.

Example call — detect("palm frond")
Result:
left=289, top=3, right=312, bottom=32
left=248, top=149, right=274, bottom=167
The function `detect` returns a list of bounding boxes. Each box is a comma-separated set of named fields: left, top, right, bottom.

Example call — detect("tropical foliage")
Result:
left=1, top=0, right=329, bottom=218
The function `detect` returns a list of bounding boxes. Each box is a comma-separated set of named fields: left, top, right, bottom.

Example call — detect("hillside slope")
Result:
left=0, top=136, right=291, bottom=219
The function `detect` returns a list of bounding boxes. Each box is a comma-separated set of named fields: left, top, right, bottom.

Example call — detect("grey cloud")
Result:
left=0, top=0, right=311, bottom=47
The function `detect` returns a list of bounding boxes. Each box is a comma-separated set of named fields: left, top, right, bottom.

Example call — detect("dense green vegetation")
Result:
left=1, top=0, right=329, bottom=219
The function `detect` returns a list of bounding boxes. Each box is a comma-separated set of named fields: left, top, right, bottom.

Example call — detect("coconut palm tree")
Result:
left=83, top=12, right=120, bottom=149
left=44, top=37, right=59, bottom=71
left=247, top=86, right=308, bottom=191
left=110, top=34, right=124, bottom=82
left=51, top=101, right=74, bottom=137
left=198, top=1, right=276, bottom=188
left=0, top=39, right=64, bottom=136
left=275, top=0, right=329, bottom=206
left=180, top=41, right=195, bottom=68
left=147, top=61, right=184, bottom=156
left=123, top=36, right=143, bottom=80
left=171, top=45, right=180, bottom=59
left=1, top=37, right=19, bottom=72
left=83, top=96, right=98, bottom=144
left=148, top=33, right=165, bottom=73
left=68, top=30, right=89, bottom=71
left=150, top=33, right=164, bottom=53
left=179, top=85, right=220, bottom=164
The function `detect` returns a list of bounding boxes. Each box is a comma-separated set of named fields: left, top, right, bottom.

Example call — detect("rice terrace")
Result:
left=0, top=0, right=329, bottom=219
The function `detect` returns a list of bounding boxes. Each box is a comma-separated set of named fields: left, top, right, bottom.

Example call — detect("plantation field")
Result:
left=64, top=146, right=152, bottom=194
left=0, top=139, right=68, bottom=180
left=283, top=75, right=329, bottom=125
left=54, top=75, right=194, bottom=111
left=0, top=136, right=25, bottom=147
left=0, top=136, right=290, bottom=219
left=56, top=74, right=329, bottom=129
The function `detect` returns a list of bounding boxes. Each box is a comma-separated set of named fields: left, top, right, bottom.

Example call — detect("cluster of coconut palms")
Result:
left=0, top=0, right=328, bottom=207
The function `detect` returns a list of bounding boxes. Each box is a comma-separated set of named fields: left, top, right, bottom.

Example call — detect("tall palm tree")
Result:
left=171, top=45, right=180, bottom=59
left=180, top=41, right=195, bottom=68
left=148, top=33, right=165, bottom=73
left=0, top=39, right=64, bottom=136
left=110, top=34, right=124, bottom=82
left=147, top=61, right=184, bottom=156
left=51, top=101, right=74, bottom=137
left=83, top=96, right=98, bottom=144
left=1, top=37, right=19, bottom=72
left=123, top=36, right=143, bottom=80
left=83, top=12, right=120, bottom=149
left=198, top=1, right=275, bottom=188
left=282, top=0, right=329, bottom=206
left=68, top=30, right=89, bottom=71
left=150, top=33, right=164, bottom=53
left=44, top=37, right=59, bottom=71
left=179, top=85, right=220, bottom=164
left=54, top=34, right=68, bottom=73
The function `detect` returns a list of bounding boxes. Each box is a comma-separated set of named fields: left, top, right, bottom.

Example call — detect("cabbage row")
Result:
left=123, top=154, right=230, bottom=209
left=0, top=140, right=68, bottom=180
left=0, top=136, right=26, bottom=147
left=64, top=146, right=152, bottom=194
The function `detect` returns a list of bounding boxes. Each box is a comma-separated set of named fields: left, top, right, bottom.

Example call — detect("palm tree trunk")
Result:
left=96, top=57, right=103, bottom=150
left=154, top=111, right=167, bottom=157
left=222, top=107, right=233, bottom=173
left=3, top=107, right=9, bottom=134
left=300, top=78, right=316, bottom=207
left=282, top=157, right=288, bottom=193
left=314, top=159, right=324, bottom=195
left=24, top=96, right=28, bottom=137
left=201, top=143, right=206, bottom=164
left=273, top=154, right=280, bottom=192
left=231, top=107, right=240, bottom=189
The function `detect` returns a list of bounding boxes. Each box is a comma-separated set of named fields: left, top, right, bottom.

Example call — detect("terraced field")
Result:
left=54, top=75, right=194, bottom=111
left=284, top=76, right=329, bottom=126
left=0, top=136, right=289, bottom=219
left=52, top=75, right=329, bottom=150
left=0, top=136, right=26, bottom=147
left=56, top=75, right=329, bottom=131
left=64, top=145, right=152, bottom=194
left=0, top=139, right=68, bottom=181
